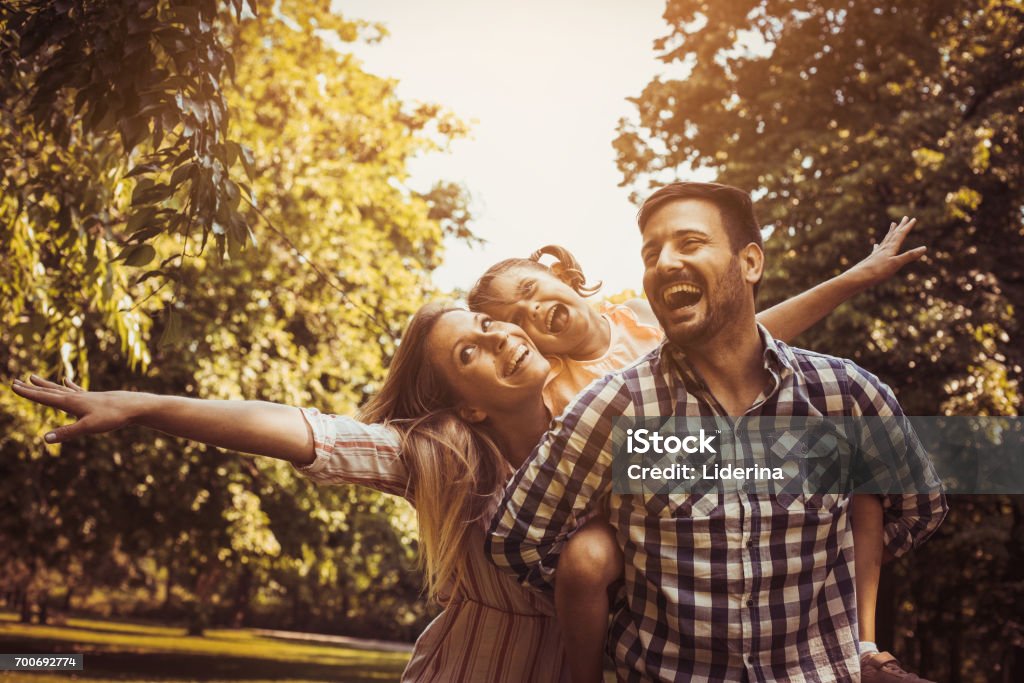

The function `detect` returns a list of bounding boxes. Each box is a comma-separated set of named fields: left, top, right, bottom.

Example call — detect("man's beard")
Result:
left=667, top=256, right=747, bottom=348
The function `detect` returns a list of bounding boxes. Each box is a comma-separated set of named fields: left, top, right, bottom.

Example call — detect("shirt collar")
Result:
left=657, top=322, right=795, bottom=390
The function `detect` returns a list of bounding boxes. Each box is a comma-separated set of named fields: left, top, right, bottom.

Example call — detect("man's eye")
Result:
left=459, top=346, right=474, bottom=364
left=523, top=279, right=536, bottom=295
left=481, top=318, right=492, bottom=331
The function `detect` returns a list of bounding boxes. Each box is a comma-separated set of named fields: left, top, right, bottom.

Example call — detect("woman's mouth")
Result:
left=504, top=343, right=531, bottom=377
left=545, top=303, right=569, bottom=334
left=661, top=282, right=703, bottom=310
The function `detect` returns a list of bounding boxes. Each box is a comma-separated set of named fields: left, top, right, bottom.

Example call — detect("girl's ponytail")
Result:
left=529, top=245, right=602, bottom=297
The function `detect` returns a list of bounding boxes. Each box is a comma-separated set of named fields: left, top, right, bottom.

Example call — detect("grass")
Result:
left=0, top=612, right=410, bottom=682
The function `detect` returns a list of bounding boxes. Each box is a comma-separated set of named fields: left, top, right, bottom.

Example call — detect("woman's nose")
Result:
left=488, top=327, right=509, bottom=352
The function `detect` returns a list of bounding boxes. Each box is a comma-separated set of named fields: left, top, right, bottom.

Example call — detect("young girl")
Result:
left=468, top=217, right=925, bottom=683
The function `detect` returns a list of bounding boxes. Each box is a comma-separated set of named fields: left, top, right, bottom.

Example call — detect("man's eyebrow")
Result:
left=642, top=228, right=707, bottom=250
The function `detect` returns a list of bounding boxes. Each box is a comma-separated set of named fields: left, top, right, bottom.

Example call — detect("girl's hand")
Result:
left=849, top=216, right=927, bottom=287
left=11, top=375, right=137, bottom=443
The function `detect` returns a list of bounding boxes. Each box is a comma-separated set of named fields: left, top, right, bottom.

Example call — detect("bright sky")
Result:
left=333, top=0, right=682, bottom=297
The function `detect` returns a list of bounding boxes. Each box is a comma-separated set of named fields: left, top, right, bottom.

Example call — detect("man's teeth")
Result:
left=662, top=283, right=702, bottom=308
left=505, top=344, right=529, bottom=376
left=546, top=307, right=556, bottom=331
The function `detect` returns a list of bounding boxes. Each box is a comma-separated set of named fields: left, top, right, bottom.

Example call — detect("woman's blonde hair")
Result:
left=358, top=302, right=508, bottom=601
left=467, top=244, right=602, bottom=311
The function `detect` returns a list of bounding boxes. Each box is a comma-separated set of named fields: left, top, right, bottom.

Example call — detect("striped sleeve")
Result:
left=293, top=407, right=411, bottom=499
left=844, top=361, right=948, bottom=558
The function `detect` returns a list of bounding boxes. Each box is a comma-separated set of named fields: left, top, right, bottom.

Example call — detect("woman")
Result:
left=10, top=230, right=919, bottom=681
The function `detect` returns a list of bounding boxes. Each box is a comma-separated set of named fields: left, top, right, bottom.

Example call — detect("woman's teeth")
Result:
left=662, top=283, right=702, bottom=310
left=505, top=344, right=529, bottom=376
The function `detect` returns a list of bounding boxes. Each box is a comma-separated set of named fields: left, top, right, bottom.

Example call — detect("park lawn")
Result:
left=0, top=612, right=409, bottom=682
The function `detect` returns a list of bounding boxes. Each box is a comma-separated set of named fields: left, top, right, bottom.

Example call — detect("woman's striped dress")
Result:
left=296, top=408, right=571, bottom=683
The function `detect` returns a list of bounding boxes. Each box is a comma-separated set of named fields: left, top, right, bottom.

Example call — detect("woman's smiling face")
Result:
left=425, top=310, right=550, bottom=419
left=474, top=266, right=594, bottom=356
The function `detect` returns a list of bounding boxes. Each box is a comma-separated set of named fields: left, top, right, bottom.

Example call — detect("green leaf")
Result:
left=159, top=308, right=183, bottom=347
left=116, top=244, right=157, bottom=267
left=129, top=226, right=163, bottom=243
left=125, top=162, right=161, bottom=178
left=126, top=206, right=159, bottom=233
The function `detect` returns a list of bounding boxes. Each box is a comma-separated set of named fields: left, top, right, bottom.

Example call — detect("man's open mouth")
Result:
left=504, top=343, right=531, bottom=377
left=661, top=282, right=703, bottom=310
left=545, top=303, right=570, bottom=334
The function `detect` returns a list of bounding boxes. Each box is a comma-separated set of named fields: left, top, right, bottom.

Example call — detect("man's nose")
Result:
left=655, top=247, right=684, bottom=275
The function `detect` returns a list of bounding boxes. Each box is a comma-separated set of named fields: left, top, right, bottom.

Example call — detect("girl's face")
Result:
left=425, top=310, right=549, bottom=419
left=477, top=266, right=594, bottom=356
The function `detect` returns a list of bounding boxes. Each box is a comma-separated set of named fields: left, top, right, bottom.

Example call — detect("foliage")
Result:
left=615, top=1, right=1024, bottom=679
left=1, top=0, right=469, bottom=639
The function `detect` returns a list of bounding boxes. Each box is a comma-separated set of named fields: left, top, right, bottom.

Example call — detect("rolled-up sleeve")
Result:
left=486, top=376, right=631, bottom=590
left=294, top=408, right=411, bottom=500
left=845, top=362, right=948, bottom=558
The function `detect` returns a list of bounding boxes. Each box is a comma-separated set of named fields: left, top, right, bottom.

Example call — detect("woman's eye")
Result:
left=459, top=346, right=474, bottom=364
left=481, top=318, right=492, bottom=331
left=524, top=280, right=536, bottom=295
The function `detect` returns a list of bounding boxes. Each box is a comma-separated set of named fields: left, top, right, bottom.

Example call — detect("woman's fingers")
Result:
left=45, top=417, right=93, bottom=444
left=11, top=380, right=74, bottom=411
left=29, top=374, right=73, bottom=393
left=62, top=377, right=85, bottom=392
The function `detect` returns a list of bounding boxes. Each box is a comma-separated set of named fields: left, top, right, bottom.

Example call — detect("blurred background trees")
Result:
left=615, top=1, right=1023, bottom=679
left=1, top=0, right=469, bottom=640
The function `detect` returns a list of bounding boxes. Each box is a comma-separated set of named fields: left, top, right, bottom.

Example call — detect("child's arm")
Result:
left=11, top=375, right=315, bottom=466
left=757, top=216, right=925, bottom=343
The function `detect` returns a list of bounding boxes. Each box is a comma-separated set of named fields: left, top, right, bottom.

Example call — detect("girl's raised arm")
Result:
left=11, top=375, right=316, bottom=466
left=757, top=216, right=926, bottom=343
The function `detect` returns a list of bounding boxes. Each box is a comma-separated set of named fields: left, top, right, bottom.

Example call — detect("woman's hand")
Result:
left=11, top=375, right=137, bottom=443
left=12, top=375, right=316, bottom=465
left=848, top=216, right=927, bottom=287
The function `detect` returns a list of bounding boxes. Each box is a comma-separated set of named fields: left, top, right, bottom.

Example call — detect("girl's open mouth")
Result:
left=545, top=303, right=569, bottom=334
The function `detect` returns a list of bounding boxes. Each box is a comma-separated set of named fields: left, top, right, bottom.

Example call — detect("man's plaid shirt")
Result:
left=486, top=327, right=947, bottom=682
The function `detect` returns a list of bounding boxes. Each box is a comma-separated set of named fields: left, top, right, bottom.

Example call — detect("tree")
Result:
left=2, top=0, right=467, bottom=638
left=615, top=1, right=1023, bottom=679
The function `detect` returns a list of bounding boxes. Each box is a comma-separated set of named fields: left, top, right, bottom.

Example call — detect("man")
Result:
left=486, top=182, right=947, bottom=682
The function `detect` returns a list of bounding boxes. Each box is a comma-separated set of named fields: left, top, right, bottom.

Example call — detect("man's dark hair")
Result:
left=637, top=182, right=763, bottom=254
left=637, top=181, right=764, bottom=297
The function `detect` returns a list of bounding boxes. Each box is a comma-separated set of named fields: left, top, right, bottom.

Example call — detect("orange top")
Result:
left=542, top=302, right=664, bottom=416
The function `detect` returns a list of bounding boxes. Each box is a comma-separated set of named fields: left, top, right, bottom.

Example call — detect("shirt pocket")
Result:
left=770, top=428, right=845, bottom=511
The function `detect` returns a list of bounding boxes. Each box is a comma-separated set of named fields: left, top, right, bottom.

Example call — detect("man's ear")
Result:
left=457, top=405, right=487, bottom=424
left=740, top=243, right=764, bottom=285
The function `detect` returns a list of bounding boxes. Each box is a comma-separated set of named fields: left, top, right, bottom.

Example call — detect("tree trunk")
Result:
left=231, top=565, right=253, bottom=628
left=19, top=593, right=31, bottom=624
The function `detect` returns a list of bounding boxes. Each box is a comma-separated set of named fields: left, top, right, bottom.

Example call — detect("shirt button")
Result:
left=746, top=539, right=754, bottom=548
left=747, top=599, right=754, bottom=607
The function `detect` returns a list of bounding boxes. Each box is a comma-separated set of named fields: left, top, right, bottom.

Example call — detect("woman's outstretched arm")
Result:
left=757, top=216, right=926, bottom=343
left=10, top=375, right=315, bottom=466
